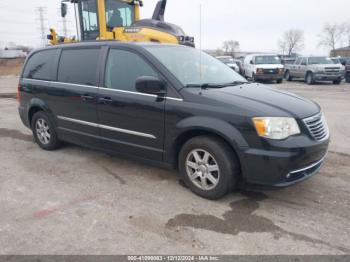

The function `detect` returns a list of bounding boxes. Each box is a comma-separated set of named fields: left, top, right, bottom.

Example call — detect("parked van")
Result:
left=244, top=54, right=284, bottom=83
left=18, top=42, right=329, bottom=199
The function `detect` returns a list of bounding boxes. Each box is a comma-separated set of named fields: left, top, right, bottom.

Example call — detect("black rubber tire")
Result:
left=333, top=79, right=341, bottom=85
left=285, top=70, right=292, bottom=81
left=31, top=111, right=62, bottom=151
left=178, top=135, right=240, bottom=200
left=345, top=73, right=350, bottom=83
left=306, top=72, right=314, bottom=85
left=276, top=79, right=283, bottom=84
left=252, top=73, right=256, bottom=82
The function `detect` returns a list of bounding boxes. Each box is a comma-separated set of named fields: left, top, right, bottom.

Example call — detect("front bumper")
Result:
left=240, top=135, right=330, bottom=188
left=314, top=73, right=343, bottom=81
left=255, top=74, right=283, bottom=81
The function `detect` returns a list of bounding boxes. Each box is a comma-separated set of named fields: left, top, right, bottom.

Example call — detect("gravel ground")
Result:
left=0, top=76, right=349, bottom=255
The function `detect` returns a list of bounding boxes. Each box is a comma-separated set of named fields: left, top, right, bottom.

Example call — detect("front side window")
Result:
left=255, top=56, right=281, bottom=65
left=58, top=48, right=100, bottom=86
left=23, top=49, right=58, bottom=81
left=105, top=0, right=134, bottom=28
left=105, top=49, right=158, bottom=91
left=145, top=46, right=247, bottom=87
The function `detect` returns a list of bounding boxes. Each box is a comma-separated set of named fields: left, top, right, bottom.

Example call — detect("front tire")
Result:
left=333, top=79, right=341, bottom=85
left=346, top=73, right=350, bottom=83
left=306, top=72, right=314, bottom=85
left=285, top=70, right=293, bottom=81
left=31, top=111, right=61, bottom=150
left=276, top=79, right=283, bottom=84
left=178, top=136, right=240, bottom=200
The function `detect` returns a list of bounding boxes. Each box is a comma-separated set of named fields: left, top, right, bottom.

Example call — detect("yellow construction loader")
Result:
left=48, top=0, right=195, bottom=47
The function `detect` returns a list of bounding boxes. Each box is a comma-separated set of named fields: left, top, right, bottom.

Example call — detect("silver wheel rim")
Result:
left=35, top=118, right=51, bottom=145
left=185, top=149, right=220, bottom=191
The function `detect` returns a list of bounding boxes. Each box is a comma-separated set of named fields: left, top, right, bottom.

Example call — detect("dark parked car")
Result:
left=344, top=59, right=350, bottom=83
left=18, top=42, right=330, bottom=199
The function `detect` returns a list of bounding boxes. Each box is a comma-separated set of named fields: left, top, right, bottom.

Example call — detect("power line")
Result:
left=36, top=6, right=48, bottom=47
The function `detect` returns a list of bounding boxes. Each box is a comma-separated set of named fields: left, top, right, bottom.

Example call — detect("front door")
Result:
left=97, top=48, right=165, bottom=161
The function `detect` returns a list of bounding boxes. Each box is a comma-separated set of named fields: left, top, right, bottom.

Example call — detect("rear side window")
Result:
left=58, top=48, right=100, bottom=86
left=105, top=49, right=157, bottom=91
left=23, top=49, right=58, bottom=81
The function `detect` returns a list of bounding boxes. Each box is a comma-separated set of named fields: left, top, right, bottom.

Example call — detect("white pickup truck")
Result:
left=284, top=56, right=345, bottom=85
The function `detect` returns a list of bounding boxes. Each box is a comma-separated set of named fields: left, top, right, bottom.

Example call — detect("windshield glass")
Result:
left=146, top=46, right=247, bottom=87
left=308, top=57, right=334, bottom=65
left=255, top=56, right=281, bottom=65
left=218, top=57, right=234, bottom=64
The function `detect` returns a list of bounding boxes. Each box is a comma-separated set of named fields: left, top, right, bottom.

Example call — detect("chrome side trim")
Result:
left=22, top=78, right=183, bottom=101
left=23, top=78, right=98, bottom=90
left=57, top=116, right=156, bottom=139
left=99, top=87, right=157, bottom=98
left=289, top=153, right=327, bottom=175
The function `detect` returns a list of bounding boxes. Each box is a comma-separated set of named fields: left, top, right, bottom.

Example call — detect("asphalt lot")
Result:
left=0, top=76, right=350, bottom=255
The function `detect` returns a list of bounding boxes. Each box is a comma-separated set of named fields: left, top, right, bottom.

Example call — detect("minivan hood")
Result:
left=196, top=83, right=320, bottom=119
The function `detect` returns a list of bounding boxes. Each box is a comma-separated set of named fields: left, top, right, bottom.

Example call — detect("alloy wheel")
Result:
left=185, top=149, right=220, bottom=191
left=35, top=118, right=51, bottom=145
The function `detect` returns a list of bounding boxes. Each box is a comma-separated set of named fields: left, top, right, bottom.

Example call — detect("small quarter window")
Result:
left=23, top=49, right=58, bottom=81
left=105, top=49, right=158, bottom=91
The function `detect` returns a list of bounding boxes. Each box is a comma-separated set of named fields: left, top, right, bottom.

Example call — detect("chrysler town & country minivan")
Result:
left=18, top=42, right=329, bottom=199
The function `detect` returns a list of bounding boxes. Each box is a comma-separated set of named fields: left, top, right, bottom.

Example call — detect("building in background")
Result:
left=331, top=46, right=350, bottom=57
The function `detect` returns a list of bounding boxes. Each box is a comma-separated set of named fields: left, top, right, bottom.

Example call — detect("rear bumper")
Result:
left=18, top=106, right=30, bottom=128
left=239, top=135, right=330, bottom=188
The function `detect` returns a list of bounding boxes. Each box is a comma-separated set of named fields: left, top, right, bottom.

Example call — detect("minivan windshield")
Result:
left=145, top=46, right=247, bottom=87
left=308, top=57, right=334, bottom=65
left=255, top=56, right=281, bottom=65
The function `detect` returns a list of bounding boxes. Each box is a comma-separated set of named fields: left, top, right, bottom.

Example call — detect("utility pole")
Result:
left=36, top=7, right=48, bottom=47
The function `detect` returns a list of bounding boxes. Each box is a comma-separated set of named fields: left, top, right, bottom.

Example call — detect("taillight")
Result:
left=17, top=83, right=21, bottom=102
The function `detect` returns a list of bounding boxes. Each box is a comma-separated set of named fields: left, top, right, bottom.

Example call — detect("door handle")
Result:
left=99, top=97, right=113, bottom=104
left=81, top=94, right=95, bottom=101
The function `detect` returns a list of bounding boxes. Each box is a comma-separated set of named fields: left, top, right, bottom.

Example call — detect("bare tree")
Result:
left=278, top=29, right=304, bottom=56
left=222, top=40, right=240, bottom=57
left=319, top=23, right=344, bottom=52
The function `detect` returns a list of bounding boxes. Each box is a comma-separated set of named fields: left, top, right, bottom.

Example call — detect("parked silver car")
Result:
left=284, top=56, right=345, bottom=85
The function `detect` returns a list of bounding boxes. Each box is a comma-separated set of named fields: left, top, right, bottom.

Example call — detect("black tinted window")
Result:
left=23, top=49, right=58, bottom=80
left=58, top=48, right=100, bottom=86
left=105, top=49, right=157, bottom=91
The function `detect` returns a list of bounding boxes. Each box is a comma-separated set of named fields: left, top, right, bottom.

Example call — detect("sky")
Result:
left=0, top=0, right=349, bottom=55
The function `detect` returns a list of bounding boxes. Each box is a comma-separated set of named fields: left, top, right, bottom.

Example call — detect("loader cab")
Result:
left=73, top=0, right=138, bottom=41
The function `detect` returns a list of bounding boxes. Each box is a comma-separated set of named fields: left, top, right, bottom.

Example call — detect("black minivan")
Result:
left=18, top=41, right=330, bottom=199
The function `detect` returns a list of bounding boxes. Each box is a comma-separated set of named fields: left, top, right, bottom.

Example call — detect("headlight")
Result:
left=252, top=117, right=300, bottom=140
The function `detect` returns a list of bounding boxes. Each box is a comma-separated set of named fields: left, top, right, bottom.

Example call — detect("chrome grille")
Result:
left=303, top=113, right=329, bottom=141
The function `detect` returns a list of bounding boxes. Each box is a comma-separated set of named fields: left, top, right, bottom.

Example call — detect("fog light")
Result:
left=286, top=173, right=291, bottom=179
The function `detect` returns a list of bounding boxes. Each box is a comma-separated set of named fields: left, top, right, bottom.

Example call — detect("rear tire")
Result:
left=178, top=135, right=240, bottom=200
left=31, top=111, right=61, bottom=151
left=333, top=79, right=341, bottom=85
left=306, top=72, right=314, bottom=85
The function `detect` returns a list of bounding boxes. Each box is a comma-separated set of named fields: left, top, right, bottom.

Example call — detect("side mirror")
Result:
left=61, top=3, right=68, bottom=18
left=135, top=76, right=166, bottom=96
left=250, top=60, right=254, bottom=65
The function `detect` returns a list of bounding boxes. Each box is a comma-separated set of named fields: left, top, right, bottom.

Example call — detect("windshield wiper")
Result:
left=185, top=81, right=248, bottom=89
